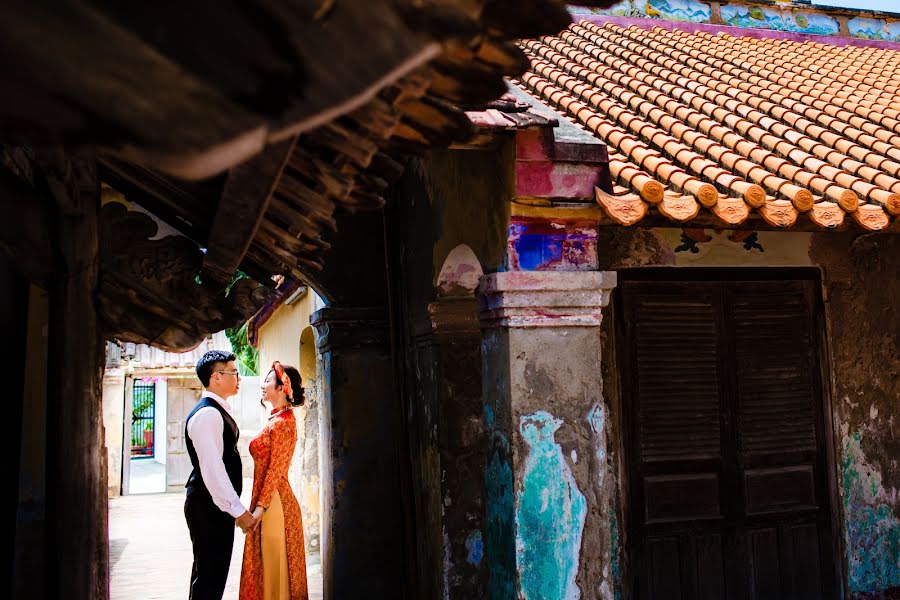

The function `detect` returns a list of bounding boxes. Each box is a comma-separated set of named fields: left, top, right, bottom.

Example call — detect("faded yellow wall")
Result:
left=257, top=288, right=317, bottom=374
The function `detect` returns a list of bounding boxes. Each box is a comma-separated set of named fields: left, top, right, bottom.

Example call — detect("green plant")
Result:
left=226, top=319, right=259, bottom=376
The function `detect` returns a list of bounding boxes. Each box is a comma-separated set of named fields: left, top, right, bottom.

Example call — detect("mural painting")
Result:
left=848, top=17, right=900, bottom=42
left=721, top=4, right=840, bottom=36
left=570, top=0, right=711, bottom=22
left=653, top=228, right=814, bottom=266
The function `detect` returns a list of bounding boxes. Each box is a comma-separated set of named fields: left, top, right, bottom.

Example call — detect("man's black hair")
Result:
left=196, top=350, right=237, bottom=387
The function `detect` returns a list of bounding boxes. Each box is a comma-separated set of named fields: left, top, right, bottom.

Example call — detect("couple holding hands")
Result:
left=184, top=350, right=309, bottom=600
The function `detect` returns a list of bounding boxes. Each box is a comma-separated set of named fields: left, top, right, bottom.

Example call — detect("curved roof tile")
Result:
left=516, top=20, right=900, bottom=230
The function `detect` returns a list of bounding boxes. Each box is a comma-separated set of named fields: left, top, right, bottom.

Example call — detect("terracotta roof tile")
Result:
left=516, top=20, right=900, bottom=230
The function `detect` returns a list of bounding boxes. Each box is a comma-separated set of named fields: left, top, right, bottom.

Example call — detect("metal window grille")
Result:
left=130, top=380, right=156, bottom=458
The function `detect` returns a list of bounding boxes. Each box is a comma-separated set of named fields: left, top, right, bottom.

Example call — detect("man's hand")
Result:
left=235, top=510, right=258, bottom=533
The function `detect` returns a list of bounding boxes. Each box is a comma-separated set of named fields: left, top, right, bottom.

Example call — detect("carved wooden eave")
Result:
left=96, top=203, right=275, bottom=352
left=2, top=1, right=621, bottom=354
left=0, top=1, right=612, bottom=180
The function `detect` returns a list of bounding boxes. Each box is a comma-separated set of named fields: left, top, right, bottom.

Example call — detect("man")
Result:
left=184, top=350, right=259, bottom=599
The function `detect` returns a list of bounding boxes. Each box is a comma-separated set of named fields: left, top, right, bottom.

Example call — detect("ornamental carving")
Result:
left=98, top=203, right=274, bottom=352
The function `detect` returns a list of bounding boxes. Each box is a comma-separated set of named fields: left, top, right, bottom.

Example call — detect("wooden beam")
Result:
left=0, top=165, right=53, bottom=285
left=39, top=153, right=108, bottom=600
left=0, top=255, right=28, bottom=592
left=202, top=138, right=296, bottom=287
left=98, top=156, right=217, bottom=244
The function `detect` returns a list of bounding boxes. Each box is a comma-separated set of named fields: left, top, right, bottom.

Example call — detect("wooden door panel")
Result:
left=647, top=538, right=682, bottom=600
left=744, top=466, right=817, bottom=515
left=622, top=275, right=835, bottom=600
left=733, top=284, right=817, bottom=463
left=748, top=528, right=781, bottom=599
left=634, top=289, right=722, bottom=464
left=645, top=473, right=721, bottom=524
left=784, top=524, right=823, bottom=600
left=684, top=534, right=727, bottom=600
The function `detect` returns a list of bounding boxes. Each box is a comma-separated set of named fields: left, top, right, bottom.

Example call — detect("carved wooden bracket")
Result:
left=97, top=203, right=274, bottom=352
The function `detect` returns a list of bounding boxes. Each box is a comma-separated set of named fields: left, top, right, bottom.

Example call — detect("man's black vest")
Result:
left=184, top=397, right=242, bottom=506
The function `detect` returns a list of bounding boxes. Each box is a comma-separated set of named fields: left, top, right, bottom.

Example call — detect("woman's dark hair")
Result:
left=264, top=364, right=304, bottom=407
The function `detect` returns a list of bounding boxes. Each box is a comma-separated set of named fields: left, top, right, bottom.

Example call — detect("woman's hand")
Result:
left=252, top=506, right=265, bottom=521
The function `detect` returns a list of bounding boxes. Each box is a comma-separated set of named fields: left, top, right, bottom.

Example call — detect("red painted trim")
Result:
left=247, top=278, right=302, bottom=346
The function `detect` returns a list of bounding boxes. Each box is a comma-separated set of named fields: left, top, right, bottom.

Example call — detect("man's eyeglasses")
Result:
left=216, top=369, right=240, bottom=377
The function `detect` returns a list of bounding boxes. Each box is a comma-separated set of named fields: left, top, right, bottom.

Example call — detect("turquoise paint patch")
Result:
left=610, top=514, right=621, bottom=600
left=466, top=530, right=484, bottom=566
left=486, top=447, right=516, bottom=599
left=484, top=403, right=495, bottom=429
left=842, top=430, right=900, bottom=594
left=517, top=411, right=587, bottom=600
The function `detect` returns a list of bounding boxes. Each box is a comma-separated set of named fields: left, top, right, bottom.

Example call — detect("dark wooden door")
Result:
left=620, top=275, right=835, bottom=600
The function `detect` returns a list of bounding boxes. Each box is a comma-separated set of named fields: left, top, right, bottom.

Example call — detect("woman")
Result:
left=240, top=361, right=308, bottom=600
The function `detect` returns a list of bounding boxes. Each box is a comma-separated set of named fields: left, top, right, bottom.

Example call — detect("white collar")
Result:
left=202, top=390, right=232, bottom=413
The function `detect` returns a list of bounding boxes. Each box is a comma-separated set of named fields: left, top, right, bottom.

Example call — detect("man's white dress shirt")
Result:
left=186, top=391, right=247, bottom=518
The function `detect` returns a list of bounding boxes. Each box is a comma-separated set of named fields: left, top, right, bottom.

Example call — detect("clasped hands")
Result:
left=236, top=507, right=265, bottom=533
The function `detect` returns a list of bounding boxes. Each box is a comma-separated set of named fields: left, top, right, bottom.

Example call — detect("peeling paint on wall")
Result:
left=466, top=530, right=484, bottom=566
left=842, top=426, right=900, bottom=595
left=516, top=411, right=587, bottom=600
left=506, top=217, right=598, bottom=272
left=486, top=447, right=516, bottom=599
left=610, top=513, right=621, bottom=600
left=588, top=404, right=607, bottom=463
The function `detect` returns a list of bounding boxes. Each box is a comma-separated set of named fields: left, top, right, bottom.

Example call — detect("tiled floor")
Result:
left=109, top=490, right=322, bottom=600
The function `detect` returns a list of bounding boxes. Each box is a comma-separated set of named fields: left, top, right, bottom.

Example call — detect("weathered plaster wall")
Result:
left=811, top=233, right=900, bottom=599
left=597, top=226, right=900, bottom=599
left=479, top=271, right=617, bottom=600
left=390, top=145, right=514, bottom=599
left=102, top=369, right=125, bottom=496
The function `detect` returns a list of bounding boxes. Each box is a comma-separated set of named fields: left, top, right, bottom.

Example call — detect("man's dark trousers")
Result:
left=185, top=496, right=234, bottom=599
left=183, top=396, right=243, bottom=599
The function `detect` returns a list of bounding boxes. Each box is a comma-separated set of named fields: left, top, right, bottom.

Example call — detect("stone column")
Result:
left=478, top=270, right=617, bottom=600
left=311, top=307, right=404, bottom=600
left=427, top=296, right=488, bottom=598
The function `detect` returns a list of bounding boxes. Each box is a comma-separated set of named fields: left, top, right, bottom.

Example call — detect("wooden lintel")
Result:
left=202, top=138, right=296, bottom=287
